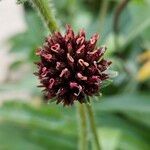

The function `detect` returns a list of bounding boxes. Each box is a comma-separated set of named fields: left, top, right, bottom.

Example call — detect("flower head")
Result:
left=35, top=25, right=111, bottom=106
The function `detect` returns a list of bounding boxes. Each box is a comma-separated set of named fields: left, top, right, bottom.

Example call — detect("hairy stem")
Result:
left=77, top=103, right=88, bottom=150
left=30, top=0, right=59, bottom=33
left=85, top=99, right=100, bottom=150
left=28, top=1, right=88, bottom=150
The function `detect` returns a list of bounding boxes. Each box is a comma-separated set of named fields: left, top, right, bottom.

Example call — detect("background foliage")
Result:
left=0, top=0, right=150, bottom=150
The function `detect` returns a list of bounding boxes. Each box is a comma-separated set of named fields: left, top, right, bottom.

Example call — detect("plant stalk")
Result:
left=77, top=103, right=88, bottom=150
left=85, top=99, right=100, bottom=150
left=28, top=1, right=101, bottom=149
left=28, top=1, right=88, bottom=150
left=98, top=0, right=109, bottom=33
left=30, top=0, right=59, bottom=33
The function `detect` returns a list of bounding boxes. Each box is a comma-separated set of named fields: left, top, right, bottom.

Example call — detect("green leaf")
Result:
left=120, top=2, right=150, bottom=50
left=96, top=114, right=150, bottom=150
left=9, top=11, right=47, bottom=62
left=98, top=127, right=121, bottom=150
left=0, top=101, right=77, bottom=150
left=16, top=0, right=27, bottom=4
left=94, top=93, right=150, bottom=113
left=125, top=112, right=150, bottom=127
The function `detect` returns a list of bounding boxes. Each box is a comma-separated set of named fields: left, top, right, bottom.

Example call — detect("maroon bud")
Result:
left=35, top=25, right=111, bottom=105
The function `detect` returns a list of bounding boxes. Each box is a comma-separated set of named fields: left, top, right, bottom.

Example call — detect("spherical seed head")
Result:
left=35, top=25, right=111, bottom=106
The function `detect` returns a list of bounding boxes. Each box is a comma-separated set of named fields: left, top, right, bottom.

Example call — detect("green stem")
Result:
left=77, top=103, right=88, bottom=150
left=27, top=1, right=100, bottom=150
left=98, top=0, right=109, bottom=33
left=28, top=1, right=88, bottom=150
left=30, top=0, right=59, bottom=33
left=85, top=98, right=100, bottom=150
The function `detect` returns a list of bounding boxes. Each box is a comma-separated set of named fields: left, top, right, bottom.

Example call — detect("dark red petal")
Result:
left=70, top=82, right=82, bottom=96
left=77, top=73, right=87, bottom=81
left=59, top=68, right=70, bottom=78
left=76, top=36, right=85, bottom=45
left=90, top=33, right=99, bottom=45
left=78, top=59, right=89, bottom=70
left=56, top=62, right=66, bottom=71
left=51, top=43, right=60, bottom=53
left=49, top=78, right=55, bottom=89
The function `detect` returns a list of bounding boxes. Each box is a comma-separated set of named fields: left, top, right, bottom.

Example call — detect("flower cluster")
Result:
left=35, top=25, right=111, bottom=105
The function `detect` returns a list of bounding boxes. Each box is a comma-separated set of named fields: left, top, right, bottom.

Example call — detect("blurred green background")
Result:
left=0, top=0, right=150, bottom=150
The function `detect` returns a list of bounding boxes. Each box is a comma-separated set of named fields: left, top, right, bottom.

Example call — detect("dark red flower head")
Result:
left=35, top=25, right=111, bottom=106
